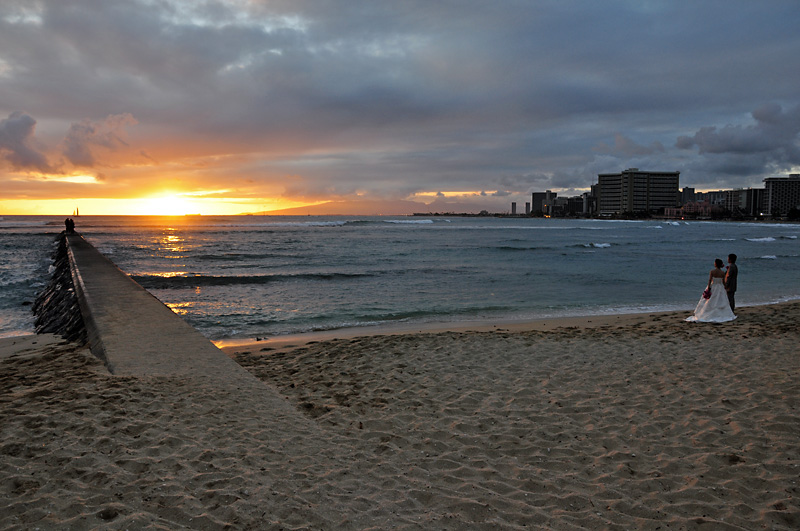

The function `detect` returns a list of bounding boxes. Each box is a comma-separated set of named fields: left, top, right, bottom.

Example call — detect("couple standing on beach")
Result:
left=686, top=254, right=738, bottom=323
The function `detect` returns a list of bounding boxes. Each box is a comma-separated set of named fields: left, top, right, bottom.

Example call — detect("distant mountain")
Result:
left=252, top=198, right=503, bottom=216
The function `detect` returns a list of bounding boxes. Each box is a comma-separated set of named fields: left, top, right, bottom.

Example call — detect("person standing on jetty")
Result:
left=64, top=218, right=75, bottom=233
left=686, top=258, right=737, bottom=323
left=725, top=253, right=738, bottom=312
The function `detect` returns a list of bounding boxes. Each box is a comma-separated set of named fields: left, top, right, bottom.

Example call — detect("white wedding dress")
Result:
left=686, top=277, right=736, bottom=323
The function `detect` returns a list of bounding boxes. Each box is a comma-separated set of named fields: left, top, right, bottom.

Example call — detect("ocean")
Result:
left=1, top=215, right=798, bottom=341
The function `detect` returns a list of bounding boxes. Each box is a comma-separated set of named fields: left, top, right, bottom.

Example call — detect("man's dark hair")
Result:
left=728, top=253, right=737, bottom=263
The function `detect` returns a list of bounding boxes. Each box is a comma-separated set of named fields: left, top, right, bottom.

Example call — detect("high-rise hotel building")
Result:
left=597, top=168, right=680, bottom=215
left=763, top=174, right=800, bottom=216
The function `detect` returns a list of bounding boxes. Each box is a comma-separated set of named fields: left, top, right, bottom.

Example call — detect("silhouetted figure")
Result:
left=65, top=218, right=75, bottom=233
left=725, top=253, right=738, bottom=312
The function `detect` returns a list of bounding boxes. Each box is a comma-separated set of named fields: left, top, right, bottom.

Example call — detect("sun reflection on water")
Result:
left=151, top=228, right=193, bottom=259
left=142, top=271, right=188, bottom=278
left=166, top=301, right=194, bottom=316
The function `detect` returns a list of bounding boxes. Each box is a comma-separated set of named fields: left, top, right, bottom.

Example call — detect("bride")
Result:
left=686, top=258, right=736, bottom=322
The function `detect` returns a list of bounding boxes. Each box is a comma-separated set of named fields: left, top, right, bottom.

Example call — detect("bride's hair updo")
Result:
left=715, top=258, right=724, bottom=268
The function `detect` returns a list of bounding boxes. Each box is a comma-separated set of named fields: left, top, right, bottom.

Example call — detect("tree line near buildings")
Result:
left=517, top=202, right=800, bottom=221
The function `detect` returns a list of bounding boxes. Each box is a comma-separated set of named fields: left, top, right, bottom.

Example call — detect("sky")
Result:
left=1, top=0, right=799, bottom=215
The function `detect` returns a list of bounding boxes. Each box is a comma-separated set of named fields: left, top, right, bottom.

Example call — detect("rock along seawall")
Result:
left=32, top=232, right=87, bottom=344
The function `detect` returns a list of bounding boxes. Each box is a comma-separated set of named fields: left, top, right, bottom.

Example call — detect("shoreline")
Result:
left=2, top=298, right=796, bottom=348
left=213, top=299, right=795, bottom=352
left=5, top=298, right=795, bottom=354
left=213, top=309, right=682, bottom=351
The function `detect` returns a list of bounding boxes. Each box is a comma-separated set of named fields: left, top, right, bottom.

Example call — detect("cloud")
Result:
left=675, top=103, right=800, bottom=176
left=1, top=0, right=800, bottom=208
left=0, top=111, right=53, bottom=172
left=62, top=113, right=138, bottom=167
left=593, top=134, right=665, bottom=157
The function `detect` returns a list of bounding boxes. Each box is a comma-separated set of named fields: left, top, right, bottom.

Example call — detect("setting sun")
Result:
left=136, top=195, right=199, bottom=216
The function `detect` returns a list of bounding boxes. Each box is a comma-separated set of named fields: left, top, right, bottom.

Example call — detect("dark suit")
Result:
left=725, top=263, right=738, bottom=311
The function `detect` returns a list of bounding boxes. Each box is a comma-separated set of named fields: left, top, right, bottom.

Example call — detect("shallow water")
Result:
left=2, top=215, right=798, bottom=340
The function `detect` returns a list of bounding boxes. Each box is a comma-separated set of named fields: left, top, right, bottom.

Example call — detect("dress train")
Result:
left=685, top=277, right=736, bottom=323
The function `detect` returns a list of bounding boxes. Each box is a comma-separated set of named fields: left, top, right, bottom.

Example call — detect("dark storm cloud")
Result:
left=677, top=104, right=800, bottom=162
left=675, top=103, right=800, bottom=189
left=1, top=0, right=799, bottom=202
left=0, top=112, right=53, bottom=172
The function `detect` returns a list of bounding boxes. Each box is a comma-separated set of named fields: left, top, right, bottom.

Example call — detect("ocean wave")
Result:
left=207, top=220, right=353, bottom=228
left=272, top=221, right=350, bottom=227
left=192, top=252, right=303, bottom=262
left=0, top=276, right=46, bottom=290
left=495, top=245, right=558, bottom=252
left=0, top=219, right=53, bottom=229
left=759, top=255, right=778, bottom=260
left=308, top=304, right=519, bottom=332
left=383, top=219, right=434, bottom=224
left=582, top=242, right=611, bottom=248
left=132, top=271, right=373, bottom=289
left=746, top=237, right=776, bottom=242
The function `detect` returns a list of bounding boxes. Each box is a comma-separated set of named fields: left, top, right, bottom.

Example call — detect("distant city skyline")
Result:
left=1, top=1, right=799, bottom=215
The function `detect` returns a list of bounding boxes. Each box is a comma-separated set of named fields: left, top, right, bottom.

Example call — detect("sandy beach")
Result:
left=2, top=303, right=799, bottom=529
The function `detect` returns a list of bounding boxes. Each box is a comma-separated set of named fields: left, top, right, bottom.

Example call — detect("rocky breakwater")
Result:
left=32, top=233, right=86, bottom=343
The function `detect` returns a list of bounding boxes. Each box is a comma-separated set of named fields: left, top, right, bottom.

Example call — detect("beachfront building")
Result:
left=531, top=190, right=557, bottom=216
left=725, top=188, right=765, bottom=218
left=725, top=189, right=748, bottom=216
left=597, top=168, right=680, bottom=215
left=665, top=200, right=713, bottom=219
left=763, top=174, right=800, bottom=217
left=680, top=187, right=696, bottom=205
left=747, top=188, right=766, bottom=217
left=581, top=192, right=595, bottom=215
left=697, top=190, right=727, bottom=207
left=566, top=196, right=584, bottom=214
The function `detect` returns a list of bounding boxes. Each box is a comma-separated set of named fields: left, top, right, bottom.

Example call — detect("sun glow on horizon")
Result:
left=0, top=195, right=320, bottom=216
left=137, top=194, right=199, bottom=216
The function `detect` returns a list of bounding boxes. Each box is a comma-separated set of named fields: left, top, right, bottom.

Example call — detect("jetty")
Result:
left=51, top=233, right=291, bottom=400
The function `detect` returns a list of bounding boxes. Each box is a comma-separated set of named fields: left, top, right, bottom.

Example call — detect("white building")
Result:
left=597, top=168, right=680, bottom=215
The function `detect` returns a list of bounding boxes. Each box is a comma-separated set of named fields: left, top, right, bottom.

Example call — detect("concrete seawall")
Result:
left=62, top=233, right=289, bottom=396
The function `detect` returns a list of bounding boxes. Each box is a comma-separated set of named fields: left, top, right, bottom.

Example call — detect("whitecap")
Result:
left=746, top=237, right=776, bottom=242
left=584, top=242, right=611, bottom=248
left=760, top=255, right=777, bottom=260
left=384, top=219, right=434, bottom=224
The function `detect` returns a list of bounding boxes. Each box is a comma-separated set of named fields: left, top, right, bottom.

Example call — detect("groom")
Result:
left=725, top=253, right=738, bottom=312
